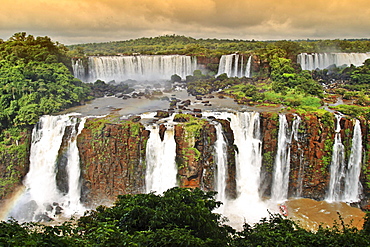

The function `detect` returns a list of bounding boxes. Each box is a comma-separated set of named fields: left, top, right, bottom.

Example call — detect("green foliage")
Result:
left=350, top=59, right=370, bottom=84
left=78, top=187, right=232, bottom=246
left=330, top=104, right=370, bottom=118
left=1, top=191, right=370, bottom=246
left=234, top=212, right=370, bottom=246
left=0, top=33, right=91, bottom=131
left=68, top=35, right=370, bottom=57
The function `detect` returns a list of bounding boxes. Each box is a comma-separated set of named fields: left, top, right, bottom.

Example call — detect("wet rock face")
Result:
left=174, top=122, right=217, bottom=191
left=77, top=119, right=149, bottom=206
left=75, top=112, right=369, bottom=208
left=259, top=113, right=335, bottom=200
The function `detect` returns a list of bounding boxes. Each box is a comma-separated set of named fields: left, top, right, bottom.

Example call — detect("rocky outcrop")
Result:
left=259, top=112, right=336, bottom=200
left=174, top=118, right=217, bottom=190
left=77, top=118, right=149, bottom=206
left=74, top=111, right=369, bottom=208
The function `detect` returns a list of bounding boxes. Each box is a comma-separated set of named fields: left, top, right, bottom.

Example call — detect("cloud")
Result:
left=1, top=0, right=370, bottom=44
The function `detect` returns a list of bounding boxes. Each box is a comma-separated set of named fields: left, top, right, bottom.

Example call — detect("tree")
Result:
left=78, top=187, right=233, bottom=246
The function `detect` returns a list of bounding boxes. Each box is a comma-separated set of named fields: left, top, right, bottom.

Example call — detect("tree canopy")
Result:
left=0, top=188, right=369, bottom=246
left=0, top=32, right=91, bottom=131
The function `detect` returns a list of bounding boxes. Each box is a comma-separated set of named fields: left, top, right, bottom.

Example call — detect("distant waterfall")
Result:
left=214, top=123, right=228, bottom=203
left=73, top=55, right=197, bottom=82
left=326, top=114, right=346, bottom=202
left=298, top=52, right=370, bottom=70
left=271, top=114, right=301, bottom=202
left=8, top=114, right=85, bottom=221
left=145, top=124, right=177, bottom=194
left=217, top=54, right=252, bottom=78
left=72, top=58, right=87, bottom=81
left=343, top=119, right=363, bottom=202
left=245, top=55, right=252, bottom=78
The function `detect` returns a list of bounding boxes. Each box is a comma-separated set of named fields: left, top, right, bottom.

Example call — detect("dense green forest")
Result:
left=0, top=32, right=91, bottom=134
left=0, top=188, right=369, bottom=246
left=68, top=34, right=370, bottom=56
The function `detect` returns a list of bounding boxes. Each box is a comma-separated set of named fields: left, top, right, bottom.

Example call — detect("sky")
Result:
left=1, top=0, right=370, bottom=45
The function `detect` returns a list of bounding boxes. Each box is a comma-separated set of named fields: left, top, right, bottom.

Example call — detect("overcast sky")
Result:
left=1, top=0, right=369, bottom=45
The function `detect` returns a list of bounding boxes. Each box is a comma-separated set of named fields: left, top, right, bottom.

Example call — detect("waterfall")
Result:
left=72, top=58, right=86, bottom=81
left=145, top=124, right=178, bottom=194
left=326, top=114, right=346, bottom=202
left=217, top=54, right=252, bottom=78
left=298, top=52, right=370, bottom=70
left=271, top=114, right=300, bottom=202
left=206, top=111, right=267, bottom=228
left=343, top=119, right=363, bottom=202
left=73, top=55, right=197, bottom=82
left=64, top=117, right=86, bottom=215
left=245, top=55, right=252, bottom=78
left=214, top=123, right=228, bottom=203
left=7, top=114, right=86, bottom=221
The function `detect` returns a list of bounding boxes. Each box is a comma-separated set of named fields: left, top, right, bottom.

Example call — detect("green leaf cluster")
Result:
left=1, top=188, right=370, bottom=246
left=0, top=33, right=91, bottom=131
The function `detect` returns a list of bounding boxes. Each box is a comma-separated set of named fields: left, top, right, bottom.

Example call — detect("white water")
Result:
left=298, top=52, right=370, bottom=70
left=72, top=58, right=86, bottom=81
left=214, top=123, right=228, bottom=203
left=73, top=55, right=197, bottom=82
left=245, top=55, right=252, bottom=78
left=217, top=54, right=252, bottom=78
left=207, top=111, right=269, bottom=228
left=343, top=119, right=363, bottom=202
left=326, top=114, right=346, bottom=202
left=145, top=124, right=178, bottom=194
left=63, top=117, right=86, bottom=215
left=271, top=114, right=301, bottom=202
left=7, top=114, right=86, bottom=221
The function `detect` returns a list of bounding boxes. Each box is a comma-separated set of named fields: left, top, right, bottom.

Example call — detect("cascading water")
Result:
left=214, top=123, right=228, bottom=203
left=206, top=111, right=268, bottom=228
left=343, top=119, right=363, bottom=202
left=73, top=55, right=197, bottom=82
left=297, top=52, right=370, bottom=70
left=245, top=55, right=252, bottom=78
left=145, top=123, right=178, bottom=194
left=72, top=58, right=87, bottom=82
left=7, top=114, right=86, bottom=221
left=217, top=54, right=252, bottom=78
left=326, top=114, right=346, bottom=202
left=292, top=115, right=305, bottom=197
left=271, top=114, right=300, bottom=202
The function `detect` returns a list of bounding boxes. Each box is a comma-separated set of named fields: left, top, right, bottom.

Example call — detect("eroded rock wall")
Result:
left=77, top=118, right=149, bottom=206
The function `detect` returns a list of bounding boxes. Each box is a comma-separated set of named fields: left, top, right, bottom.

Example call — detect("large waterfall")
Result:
left=7, top=114, right=86, bottom=221
left=326, top=114, right=346, bottom=202
left=214, top=123, right=228, bottom=203
left=73, top=55, right=197, bottom=82
left=145, top=123, right=178, bottom=194
left=3, top=109, right=367, bottom=228
left=209, top=112, right=269, bottom=227
left=326, top=116, right=363, bottom=203
left=343, top=119, right=363, bottom=202
left=297, top=52, right=370, bottom=70
left=271, top=114, right=301, bottom=202
left=217, top=54, right=252, bottom=78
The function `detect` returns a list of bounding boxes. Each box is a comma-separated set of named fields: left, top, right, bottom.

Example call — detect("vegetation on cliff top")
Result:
left=67, top=34, right=370, bottom=56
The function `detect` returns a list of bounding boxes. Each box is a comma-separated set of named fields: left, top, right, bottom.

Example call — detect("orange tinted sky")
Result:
left=1, top=0, right=369, bottom=44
